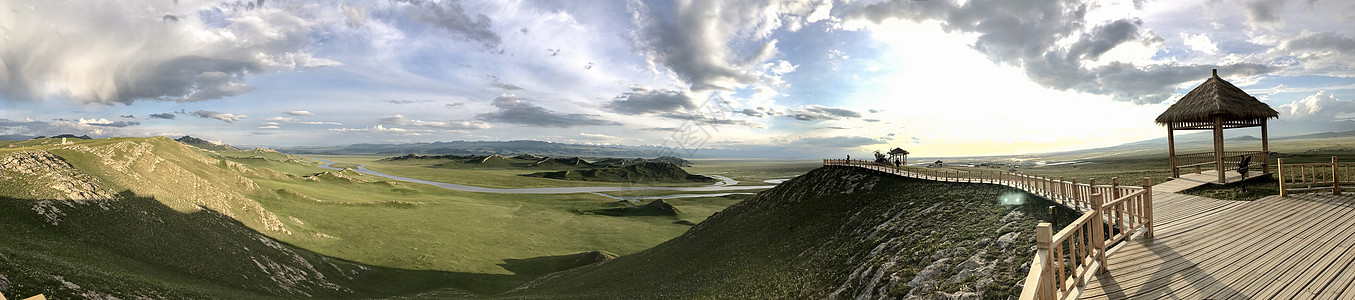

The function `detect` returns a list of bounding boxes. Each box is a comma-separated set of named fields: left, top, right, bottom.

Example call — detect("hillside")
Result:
left=0, top=137, right=467, bottom=298
left=175, top=135, right=239, bottom=152
left=502, top=166, right=1074, bottom=298
left=522, top=162, right=716, bottom=184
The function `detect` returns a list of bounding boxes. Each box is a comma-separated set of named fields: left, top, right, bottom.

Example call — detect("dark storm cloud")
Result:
left=1284, top=32, right=1355, bottom=54
left=399, top=0, right=502, bottom=49
left=605, top=88, right=698, bottom=115
left=1245, top=0, right=1286, bottom=25
left=476, top=95, right=619, bottom=128
left=846, top=0, right=1276, bottom=104
left=626, top=1, right=779, bottom=91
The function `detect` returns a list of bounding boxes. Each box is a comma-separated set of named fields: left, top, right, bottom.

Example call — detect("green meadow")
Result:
left=0, top=138, right=811, bottom=297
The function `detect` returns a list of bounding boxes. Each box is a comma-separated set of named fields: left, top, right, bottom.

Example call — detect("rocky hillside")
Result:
left=502, top=166, right=1077, bottom=299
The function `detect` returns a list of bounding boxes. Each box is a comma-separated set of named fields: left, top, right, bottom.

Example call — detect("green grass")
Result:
left=597, top=189, right=767, bottom=198
left=0, top=138, right=791, bottom=297
left=1179, top=176, right=1280, bottom=201
left=247, top=170, right=744, bottom=293
left=0, top=193, right=471, bottom=299
left=684, top=158, right=820, bottom=186
left=313, top=155, right=711, bottom=189
left=500, top=166, right=1078, bottom=298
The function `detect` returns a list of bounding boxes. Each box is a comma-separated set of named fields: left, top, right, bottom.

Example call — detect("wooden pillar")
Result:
left=1335, top=156, right=1342, bottom=196
left=1091, top=192, right=1107, bottom=275
left=1111, top=177, right=1120, bottom=199
left=1279, top=158, right=1287, bottom=197
left=1168, top=122, right=1179, bottom=178
left=1143, top=177, right=1154, bottom=239
left=1262, top=119, right=1270, bottom=174
left=1035, top=223, right=1055, bottom=299
left=1213, top=116, right=1226, bottom=184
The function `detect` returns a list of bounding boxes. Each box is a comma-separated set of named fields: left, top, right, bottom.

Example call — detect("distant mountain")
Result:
left=1275, top=130, right=1355, bottom=140
left=33, top=134, right=92, bottom=140
left=175, top=135, right=238, bottom=152
left=281, top=140, right=670, bottom=158
left=0, top=134, right=35, bottom=141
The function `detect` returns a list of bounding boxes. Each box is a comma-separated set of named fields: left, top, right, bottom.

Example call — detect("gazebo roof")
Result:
left=1155, top=69, right=1278, bottom=125
left=888, top=147, right=909, bottom=155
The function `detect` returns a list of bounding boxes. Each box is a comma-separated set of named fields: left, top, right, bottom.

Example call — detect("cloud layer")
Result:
left=0, top=0, right=339, bottom=104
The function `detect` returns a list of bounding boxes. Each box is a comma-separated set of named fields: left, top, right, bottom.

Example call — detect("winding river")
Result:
left=312, top=158, right=778, bottom=197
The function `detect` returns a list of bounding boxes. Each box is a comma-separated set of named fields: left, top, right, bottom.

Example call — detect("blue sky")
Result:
left=1, top=0, right=1353, bottom=157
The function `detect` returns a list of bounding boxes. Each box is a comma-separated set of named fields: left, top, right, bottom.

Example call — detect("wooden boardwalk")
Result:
left=1082, top=172, right=1355, bottom=299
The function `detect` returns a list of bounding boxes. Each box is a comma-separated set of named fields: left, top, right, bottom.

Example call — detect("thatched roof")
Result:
left=1155, top=69, right=1278, bottom=124
left=888, top=147, right=909, bottom=155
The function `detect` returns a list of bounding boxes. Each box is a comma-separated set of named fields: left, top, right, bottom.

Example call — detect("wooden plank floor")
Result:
left=1081, top=172, right=1355, bottom=299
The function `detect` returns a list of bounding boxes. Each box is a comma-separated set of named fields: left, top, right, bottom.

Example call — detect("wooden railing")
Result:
left=1278, top=157, right=1352, bottom=197
left=823, top=159, right=1154, bottom=300
left=1173, top=151, right=1268, bottom=175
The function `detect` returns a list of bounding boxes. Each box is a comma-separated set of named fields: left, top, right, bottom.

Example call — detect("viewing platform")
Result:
left=826, top=160, right=1355, bottom=299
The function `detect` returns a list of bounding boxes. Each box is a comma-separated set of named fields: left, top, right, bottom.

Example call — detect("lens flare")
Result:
left=998, top=192, right=1026, bottom=206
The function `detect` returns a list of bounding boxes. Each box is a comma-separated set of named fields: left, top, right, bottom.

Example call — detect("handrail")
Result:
left=1278, top=156, right=1351, bottom=197
left=823, top=159, right=1154, bottom=300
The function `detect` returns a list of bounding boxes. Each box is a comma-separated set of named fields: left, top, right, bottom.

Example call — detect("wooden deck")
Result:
left=1081, top=172, right=1355, bottom=299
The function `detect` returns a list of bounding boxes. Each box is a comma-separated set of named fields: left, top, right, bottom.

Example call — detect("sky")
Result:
left=1, top=0, right=1354, bottom=157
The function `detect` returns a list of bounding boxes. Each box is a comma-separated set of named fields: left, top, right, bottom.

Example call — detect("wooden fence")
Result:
left=1172, top=150, right=1268, bottom=176
left=822, top=159, right=1154, bottom=300
left=1278, top=156, right=1353, bottom=197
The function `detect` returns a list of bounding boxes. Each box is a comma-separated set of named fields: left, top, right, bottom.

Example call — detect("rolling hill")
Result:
left=502, top=166, right=1072, bottom=299
left=0, top=137, right=469, bottom=298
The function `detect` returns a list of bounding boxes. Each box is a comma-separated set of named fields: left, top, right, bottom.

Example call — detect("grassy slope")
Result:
left=0, top=138, right=815, bottom=297
left=501, top=166, right=1079, bottom=299
left=317, top=155, right=710, bottom=189
left=0, top=194, right=468, bottom=299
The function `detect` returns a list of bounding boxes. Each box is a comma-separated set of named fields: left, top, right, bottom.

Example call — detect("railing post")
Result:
left=1111, top=177, right=1120, bottom=200
left=1091, top=192, right=1107, bottom=275
left=1143, top=177, right=1154, bottom=239
left=1278, top=158, right=1286, bottom=197
left=1336, top=156, right=1342, bottom=196
left=1070, top=179, right=1080, bottom=209
left=1088, top=178, right=1096, bottom=200
left=1037, top=223, right=1055, bottom=299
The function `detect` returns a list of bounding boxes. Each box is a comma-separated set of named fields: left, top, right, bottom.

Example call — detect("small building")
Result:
left=1156, top=69, right=1278, bottom=184
left=931, top=160, right=944, bottom=168
left=887, top=147, right=910, bottom=165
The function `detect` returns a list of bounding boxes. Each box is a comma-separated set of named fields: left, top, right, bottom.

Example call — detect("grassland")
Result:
left=0, top=137, right=796, bottom=297
left=312, top=155, right=712, bottom=188
left=500, top=166, right=1080, bottom=298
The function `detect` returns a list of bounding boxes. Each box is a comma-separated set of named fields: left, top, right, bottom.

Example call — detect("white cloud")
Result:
left=191, top=111, right=248, bottom=123
left=1181, top=33, right=1220, bottom=54
left=330, top=125, right=422, bottom=135
left=285, top=110, right=316, bottom=116
left=1277, top=91, right=1355, bottom=121
left=579, top=133, right=620, bottom=141
left=379, top=114, right=490, bottom=130
left=0, top=0, right=342, bottom=104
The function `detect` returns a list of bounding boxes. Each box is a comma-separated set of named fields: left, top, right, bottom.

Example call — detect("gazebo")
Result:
left=1156, top=69, right=1279, bottom=184
left=888, top=148, right=910, bottom=165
